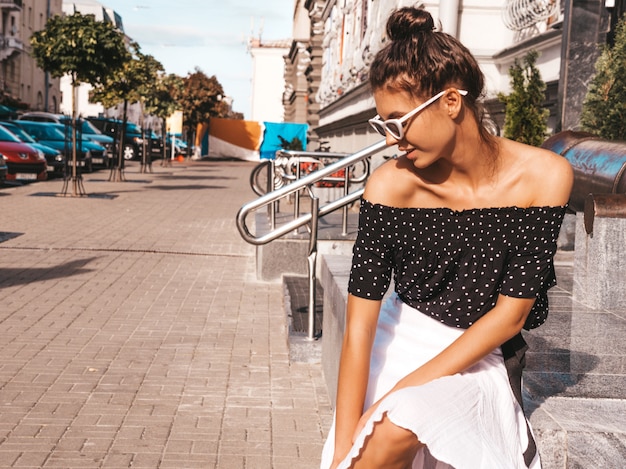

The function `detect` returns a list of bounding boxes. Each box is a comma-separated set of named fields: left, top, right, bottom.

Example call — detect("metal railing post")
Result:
left=294, top=158, right=301, bottom=233
left=342, top=163, right=350, bottom=236
left=268, top=159, right=276, bottom=230
left=307, top=193, right=320, bottom=340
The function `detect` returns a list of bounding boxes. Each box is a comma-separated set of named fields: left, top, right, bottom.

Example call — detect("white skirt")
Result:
left=320, top=293, right=540, bottom=469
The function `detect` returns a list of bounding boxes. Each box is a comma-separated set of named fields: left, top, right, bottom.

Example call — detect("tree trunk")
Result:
left=109, top=99, right=128, bottom=182
left=63, top=78, right=85, bottom=196
left=160, top=118, right=170, bottom=167
left=139, top=101, right=151, bottom=173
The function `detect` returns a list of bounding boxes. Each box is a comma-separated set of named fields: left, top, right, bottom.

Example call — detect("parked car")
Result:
left=144, top=129, right=164, bottom=159
left=0, top=150, right=7, bottom=185
left=0, top=125, right=47, bottom=183
left=12, top=120, right=98, bottom=173
left=18, top=112, right=114, bottom=167
left=86, top=117, right=161, bottom=160
left=56, top=124, right=112, bottom=169
left=0, top=121, right=65, bottom=177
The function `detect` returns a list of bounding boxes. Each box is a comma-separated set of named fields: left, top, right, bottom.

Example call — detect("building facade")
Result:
left=249, top=38, right=291, bottom=123
left=283, top=0, right=624, bottom=153
left=0, top=0, right=63, bottom=113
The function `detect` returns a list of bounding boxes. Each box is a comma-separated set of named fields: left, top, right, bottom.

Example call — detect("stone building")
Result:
left=283, top=0, right=626, bottom=153
left=0, top=0, right=63, bottom=112
left=249, top=38, right=291, bottom=123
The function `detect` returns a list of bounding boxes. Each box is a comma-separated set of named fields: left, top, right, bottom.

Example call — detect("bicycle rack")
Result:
left=236, top=139, right=388, bottom=340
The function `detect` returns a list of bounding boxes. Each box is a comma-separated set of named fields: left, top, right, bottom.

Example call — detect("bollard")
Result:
left=574, top=193, right=626, bottom=310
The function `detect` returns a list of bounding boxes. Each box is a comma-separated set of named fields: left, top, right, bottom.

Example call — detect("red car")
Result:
left=0, top=126, right=47, bottom=182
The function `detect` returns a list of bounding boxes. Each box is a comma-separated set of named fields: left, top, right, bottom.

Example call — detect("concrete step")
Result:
left=254, top=209, right=358, bottom=281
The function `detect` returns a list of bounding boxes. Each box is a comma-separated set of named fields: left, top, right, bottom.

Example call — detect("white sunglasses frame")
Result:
left=369, top=89, right=469, bottom=140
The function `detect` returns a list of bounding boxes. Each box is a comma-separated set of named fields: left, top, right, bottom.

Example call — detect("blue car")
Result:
left=11, top=120, right=105, bottom=173
left=18, top=111, right=114, bottom=166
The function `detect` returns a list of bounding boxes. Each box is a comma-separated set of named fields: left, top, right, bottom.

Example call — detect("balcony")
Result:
left=0, top=0, right=21, bottom=10
left=0, top=0, right=22, bottom=10
left=0, top=35, right=23, bottom=61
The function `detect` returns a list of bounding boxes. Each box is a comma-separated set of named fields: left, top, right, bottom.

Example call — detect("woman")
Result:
left=320, top=6, right=573, bottom=469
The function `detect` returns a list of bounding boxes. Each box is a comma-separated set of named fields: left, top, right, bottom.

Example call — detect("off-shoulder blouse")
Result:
left=348, top=199, right=567, bottom=330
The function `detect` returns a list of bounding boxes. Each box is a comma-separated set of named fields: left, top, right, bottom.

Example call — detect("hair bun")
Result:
left=386, top=7, right=435, bottom=41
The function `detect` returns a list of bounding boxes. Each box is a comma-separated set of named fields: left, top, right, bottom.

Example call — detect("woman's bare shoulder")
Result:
left=362, top=157, right=418, bottom=206
left=503, top=139, right=574, bottom=206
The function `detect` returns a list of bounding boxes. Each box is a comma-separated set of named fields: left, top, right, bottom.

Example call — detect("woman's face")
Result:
left=372, top=88, right=457, bottom=168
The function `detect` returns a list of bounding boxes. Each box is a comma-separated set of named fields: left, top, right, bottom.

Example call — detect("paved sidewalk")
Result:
left=0, top=161, right=333, bottom=468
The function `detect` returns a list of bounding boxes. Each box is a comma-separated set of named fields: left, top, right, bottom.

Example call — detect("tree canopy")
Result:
left=90, top=42, right=163, bottom=110
left=179, top=68, right=228, bottom=130
left=30, top=12, right=129, bottom=194
left=144, top=73, right=184, bottom=160
left=580, top=13, right=626, bottom=140
left=498, top=50, right=549, bottom=146
left=90, top=42, right=164, bottom=177
left=30, top=12, right=128, bottom=86
left=144, top=73, right=184, bottom=122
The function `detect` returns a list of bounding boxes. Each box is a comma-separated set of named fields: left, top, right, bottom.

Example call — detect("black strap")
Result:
left=501, top=333, right=537, bottom=467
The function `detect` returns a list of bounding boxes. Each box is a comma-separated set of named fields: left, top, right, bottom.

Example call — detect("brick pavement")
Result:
left=0, top=161, right=333, bottom=468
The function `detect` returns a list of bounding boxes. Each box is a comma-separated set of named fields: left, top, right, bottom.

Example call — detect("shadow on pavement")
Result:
left=148, top=184, right=227, bottom=191
left=151, top=174, right=237, bottom=181
left=0, top=256, right=98, bottom=288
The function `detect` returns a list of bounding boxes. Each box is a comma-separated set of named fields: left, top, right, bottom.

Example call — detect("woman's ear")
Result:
left=444, top=89, right=464, bottom=119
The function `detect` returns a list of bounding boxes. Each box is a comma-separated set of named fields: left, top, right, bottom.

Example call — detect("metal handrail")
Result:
left=236, top=138, right=388, bottom=341
left=236, top=139, right=387, bottom=245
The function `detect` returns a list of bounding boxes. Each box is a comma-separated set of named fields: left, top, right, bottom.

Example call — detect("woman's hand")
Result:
left=329, top=399, right=383, bottom=469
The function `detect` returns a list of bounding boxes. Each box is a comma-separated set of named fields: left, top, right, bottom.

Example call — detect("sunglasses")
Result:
left=369, top=89, right=469, bottom=140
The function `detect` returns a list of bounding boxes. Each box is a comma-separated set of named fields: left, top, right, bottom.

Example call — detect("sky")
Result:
left=102, top=0, right=294, bottom=119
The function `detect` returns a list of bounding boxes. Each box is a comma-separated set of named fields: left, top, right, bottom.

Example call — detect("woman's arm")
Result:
left=353, top=294, right=535, bottom=437
left=396, top=294, right=535, bottom=388
left=331, top=294, right=382, bottom=468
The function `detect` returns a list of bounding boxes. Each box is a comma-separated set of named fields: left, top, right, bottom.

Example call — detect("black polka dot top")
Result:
left=348, top=199, right=567, bottom=330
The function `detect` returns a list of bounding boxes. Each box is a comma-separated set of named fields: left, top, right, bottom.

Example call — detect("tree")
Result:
left=580, top=14, right=626, bottom=140
left=498, top=50, right=549, bottom=146
left=30, top=13, right=128, bottom=196
left=134, top=54, right=166, bottom=173
left=90, top=43, right=162, bottom=180
left=144, top=73, right=184, bottom=165
left=178, top=69, right=228, bottom=158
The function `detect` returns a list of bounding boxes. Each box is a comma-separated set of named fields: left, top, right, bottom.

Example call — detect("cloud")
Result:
left=131, top=24, right=244, bottom=49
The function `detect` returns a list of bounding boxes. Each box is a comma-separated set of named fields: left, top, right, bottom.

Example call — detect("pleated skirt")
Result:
left=320, top=293, right=540, bottom=469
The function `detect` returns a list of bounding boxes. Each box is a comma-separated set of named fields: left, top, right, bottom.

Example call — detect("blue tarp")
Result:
left=259, top=122, right=308, bottom=160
